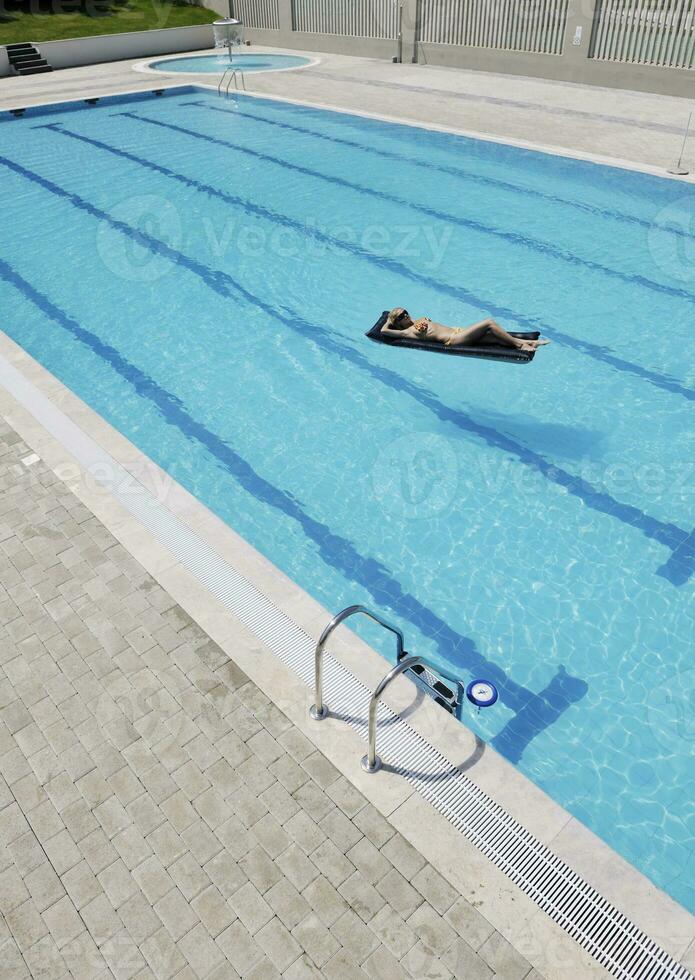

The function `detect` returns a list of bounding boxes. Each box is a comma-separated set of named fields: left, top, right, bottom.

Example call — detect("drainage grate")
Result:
left=0, top=355, right=691, bottom=980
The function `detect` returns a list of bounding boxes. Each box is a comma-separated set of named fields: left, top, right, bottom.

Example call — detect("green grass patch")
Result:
left=0, top=0, right=217, bottom=45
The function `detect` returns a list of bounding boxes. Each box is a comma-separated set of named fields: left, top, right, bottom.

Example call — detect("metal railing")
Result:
left=361, top=655, right=427, bottom=772
left=590, top=0, right=695, bottom=69
left=310, top=604, right=405, bottom=720
left=292, top=0, right=399, bottom=38
left=217, top=66, right=247, bottom=96
left=419, top=0, right=570, bottom=55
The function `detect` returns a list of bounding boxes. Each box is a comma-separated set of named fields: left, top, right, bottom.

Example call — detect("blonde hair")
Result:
left=386, top=307, right=407, bottom=329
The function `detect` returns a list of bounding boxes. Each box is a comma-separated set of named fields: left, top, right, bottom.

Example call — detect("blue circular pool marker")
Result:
left=466, top=679, right=499, bottom=708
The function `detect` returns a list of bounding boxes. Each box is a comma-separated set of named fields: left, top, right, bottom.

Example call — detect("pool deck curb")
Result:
left=1, top=330, right=693, bottom=979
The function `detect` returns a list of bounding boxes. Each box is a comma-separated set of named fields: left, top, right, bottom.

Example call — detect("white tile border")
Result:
left=0, top=331, right=693, bottom=978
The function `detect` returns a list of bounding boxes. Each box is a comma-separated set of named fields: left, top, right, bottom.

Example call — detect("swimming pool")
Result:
left=145, top=53, right=312, bottom=74
left=1, top=86, right=693, bottom=913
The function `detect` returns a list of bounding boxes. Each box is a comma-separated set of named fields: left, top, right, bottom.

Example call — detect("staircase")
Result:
left=5, top=43, right=53, bottom=76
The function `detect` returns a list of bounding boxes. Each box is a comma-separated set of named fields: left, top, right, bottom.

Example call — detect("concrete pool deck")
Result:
left=1, top=49, right=694, bottom=978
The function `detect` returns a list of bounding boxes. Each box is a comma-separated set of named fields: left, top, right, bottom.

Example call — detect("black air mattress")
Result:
left=366, top=311, right=540, bottom=364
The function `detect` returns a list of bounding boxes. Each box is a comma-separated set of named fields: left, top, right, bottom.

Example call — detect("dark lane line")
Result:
left=46, top=120, right=695, bottom=406
left=115, top=111, right=695, bottom=306
left=185, top=98, right=695, bottom=245
left=0, top=150, right=691, bottom=587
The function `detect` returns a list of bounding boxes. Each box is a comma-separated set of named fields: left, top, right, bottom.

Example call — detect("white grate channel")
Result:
left=0, top=355, right=691, bottom=980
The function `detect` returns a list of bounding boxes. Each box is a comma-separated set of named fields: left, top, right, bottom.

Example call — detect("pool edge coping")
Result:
left=0, top=329, right=693, bottom=977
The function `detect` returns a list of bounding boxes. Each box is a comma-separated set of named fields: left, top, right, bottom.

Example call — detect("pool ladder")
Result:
left=218, top=66, right=246, bottom=97
left=310, top=604, right=467, bottom=773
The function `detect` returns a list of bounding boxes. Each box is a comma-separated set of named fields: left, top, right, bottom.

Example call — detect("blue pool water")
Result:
left=1, top=87, right=693, bottom=912
left=148, top=54, right=311, bottom=74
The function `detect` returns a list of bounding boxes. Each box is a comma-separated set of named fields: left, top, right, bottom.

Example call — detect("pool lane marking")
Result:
left=184, top=98, right=695, bottom=247
left=39, top=122, right=695, bottom=406
left=1, top=152, right=691, bottom=587
left=0, top=252, right=589, bottom=756
left=112, top=111, right=695, bottom=308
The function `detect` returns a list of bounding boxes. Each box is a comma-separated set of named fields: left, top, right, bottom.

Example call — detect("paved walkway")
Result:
left=1, top=47, right=694, bottom=172
left=0, top=418, right=540, bottom=978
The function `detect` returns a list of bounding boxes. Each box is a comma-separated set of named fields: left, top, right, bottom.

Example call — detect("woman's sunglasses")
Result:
left=396, top=310, right=409, bottom=322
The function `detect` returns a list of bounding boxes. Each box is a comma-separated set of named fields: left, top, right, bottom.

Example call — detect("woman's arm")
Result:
left=381, top=324, right=407, bottom=339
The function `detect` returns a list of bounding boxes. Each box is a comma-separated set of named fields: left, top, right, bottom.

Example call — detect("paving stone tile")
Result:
left=344, top=838, right=391, bottom=887
left=442, top=936, right=493, bottom=980
left=252, top=813, right=292, bottom=859
left=6, top=897, right=50, bottom=950
left=168, top=852, right=209, bottom=902
left=443, top=898, right=495, bottom=951
left=127, top=794, right=165, bottom=838
left=146, top=823, right=184, bottom=869
left=42, top=896, right=83, bottom=949
left=215, top=814, right=252, bottom=861
left=407, top=902, right=457, bottom=957
left=141, top=927, right=187, bottom=980
left=98, top=859, right=139, bottom=909
left=265, top=878, right=312, bottom=931
left=203, top=850, right=248, bottom=899
left=259, top=782, right=300, bottom=824
left=154, top=887, right=199, bottom=943
left=302, top=876, right=349, bottom=928
left=381, top=833, right=427, bottom=881
left=81, top=893, right=122, bottom=945
left=24, top=861, right=65, bottom=913
left=180, top=819, right=223, bottom=866
left=283, top=810, right=326, bottom=856
left=309, top=839, right=355, bottom=888
left=255, top=916, right=302, bottom=972
left=100, top=928, right=148, bottom=980
left=330, top=909, right=380, bottom=965
left=282, top=953, right=323, bottom=980
left=477, top=930, right=532, bottom=980
left=132, top=856, right=174, bottom=907
left=362, top=944, right=406, bottom=980
left=43, top=828, right=82, bottom=876
left=178, top=922, right=226, bottom=977
left=292, top=781, right=335, bottom=823
left=401, top=940, right=453, bottom=980
left=0, top=863, right=31, bottom=913
left=240, top=845, right=284, bottom=894
left=375, top=869, right=422, bottom=919
left=352, top=806, right=394, bottom=850
left=324, top=777, right=367, bottom=820
left=229, top=880, right=274, bottom=935
left=216, top=920, right=264, bottom=975
left=8, top=830, right=45, bottom=876
left=291, top=912, right=340, bottom=969
left=322, top=947, right=370, bottom=979
left=368, top=904, right=417, bottom=960
left=113, top=826, right=153, bottom=871
left=118, top=891, right=162, bottom=945
left=339, top=871, right=387, bottom=923
left=61, top=859, right=103, bottom=911
left=0, top=803, right=32, bottom=848
left=191, top=885, right=235, bottom=938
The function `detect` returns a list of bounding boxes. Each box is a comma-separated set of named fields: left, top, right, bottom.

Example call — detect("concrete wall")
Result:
left=0, top=24, right=214, bottom=76
left=39, top=24, right=214, bottom=70
left=240, top=0, right=695, bottom=98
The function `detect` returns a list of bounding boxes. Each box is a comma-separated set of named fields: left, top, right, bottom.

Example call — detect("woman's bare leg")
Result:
left=447, top=319, right=548, bottom=351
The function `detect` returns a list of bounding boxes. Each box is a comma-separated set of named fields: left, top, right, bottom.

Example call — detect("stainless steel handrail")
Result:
left=217, top=66, right=234, bottom=95
left=310, top=605, right=405, bottom=720
left=361, top=655, right=427, bottom=773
